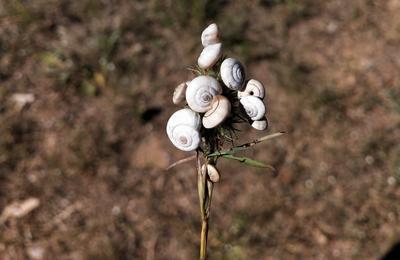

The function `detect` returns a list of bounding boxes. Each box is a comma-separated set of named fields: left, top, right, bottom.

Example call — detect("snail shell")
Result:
left=202, top=95, right=231, bottom=129
left=172, top=82, right=188, bottom=105
left=166, top=108, right=201, bottom=151
left=198, top=43, right=222, bottom=69
left=167, top=125, right=200, bottom=151
left=201, top=23, right=219, bottom=47
left=251, top=118, right=268, bottom=131
left=186, top=75, right=222, bottom=113
left=202, top=164, right=220, bottom=183
left=220, top=58, right=245, bottom=91
left=238, top=79, right=265, bottom=99
left=240, top=96, right=266, bottom=121
left=166, top=108, right=201, bottom=130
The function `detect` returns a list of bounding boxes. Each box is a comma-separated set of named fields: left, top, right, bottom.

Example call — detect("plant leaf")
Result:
left=207, top=132, right=285, bottom=158
left=221, top=154, right=275, bottom=170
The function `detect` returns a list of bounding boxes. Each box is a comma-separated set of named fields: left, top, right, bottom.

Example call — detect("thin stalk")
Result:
left=166, top=154, right=196, bottom=170
left=197, top=151, right=212, bottom=260
left=200, top=219, right=208, bottom=260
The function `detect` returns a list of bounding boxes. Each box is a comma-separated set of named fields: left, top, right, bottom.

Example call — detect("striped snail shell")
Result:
left=240, top=95, right=266, bottom=121
left=186, top=75, right=222, bottom=113
left=197, top=43, right=222, bottom=69
left=201, top=23, right=219, bottom=47
left=238, top=79, right=265, bottom=100
left=220, top=58, right=245, bottom=91
left=202, top=95, right=231, bottom=129
left=166, top=108, right=201, bottom=151
left=202, top=164, right=220, bottom=183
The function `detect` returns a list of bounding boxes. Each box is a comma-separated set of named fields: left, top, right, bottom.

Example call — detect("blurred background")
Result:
left=1, top=0, right=400, bottom=259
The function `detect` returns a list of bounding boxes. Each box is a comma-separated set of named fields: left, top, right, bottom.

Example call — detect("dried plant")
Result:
left=166, top=23, right=283, bottom=260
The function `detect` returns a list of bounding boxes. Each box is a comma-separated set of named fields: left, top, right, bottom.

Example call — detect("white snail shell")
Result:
left=166, top=108, right=201, bottom=151
left=240, top=96, right=266, bottom=121
left=186, top=75, right=222, bottom=113
left=252, top=119, right=268, bottom=130
left=166, top=108, right=201, bottom=130
left=173, top=82, right=188, bottom=104
left=198, top=43, right=222, bottom=69
left=201, top=23, right=219, bottom=47
left=202, top=164, right=220, bottom=183
left=202, top=95, right=231, bottom=129
left=238, top=79, right=265, bottom=99
left=220, top=58, right=245, bottom=91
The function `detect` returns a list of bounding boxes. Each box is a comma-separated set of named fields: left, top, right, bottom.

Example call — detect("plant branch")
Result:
left=166, top=155, right=197, bottom=170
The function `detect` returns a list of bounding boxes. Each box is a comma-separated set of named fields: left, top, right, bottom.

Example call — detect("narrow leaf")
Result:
left=221, top=154, right=275, bottom=170
left=207, top=132, right=285, bottom=158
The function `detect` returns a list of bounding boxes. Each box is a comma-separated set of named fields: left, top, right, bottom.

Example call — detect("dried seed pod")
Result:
left=173, top=82, right=188, bottom=104
left=220, top=58, right=245, bottom=90
left=240, top=95, right=266, bottom=121
left=202, top=164, right=220, bottom=183
left=202, top=95, right=231, bottom=129
left=198, top=43, right=222, bottom=69
left=186, top=75, right=222, bottom=113
left=166, top=108, right=201, bottom=151
left=238, top=79, right=265, bottom=99
left=201, top=23, right=219, bottom=47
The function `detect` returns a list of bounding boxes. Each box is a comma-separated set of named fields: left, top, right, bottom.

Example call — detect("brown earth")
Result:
left=1, top=0, right=400, bottom=259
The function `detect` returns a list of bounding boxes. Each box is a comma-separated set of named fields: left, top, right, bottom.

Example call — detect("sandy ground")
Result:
left=1, top=0, right=400, bottom=259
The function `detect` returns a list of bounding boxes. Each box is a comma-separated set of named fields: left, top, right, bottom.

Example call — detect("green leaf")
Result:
left=221, top=154, right=275, bottom=170
left=207, top=132, right=285, bottom=158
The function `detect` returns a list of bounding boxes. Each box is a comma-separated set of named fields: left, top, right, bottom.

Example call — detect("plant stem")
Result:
left=166, top=154, right=196, bottom=170
left=197, top=151, right=212, bottom=260
left=200, top=219, right=208, bottom=260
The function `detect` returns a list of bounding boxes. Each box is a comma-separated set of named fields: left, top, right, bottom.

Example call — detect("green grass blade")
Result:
left=207, top=132, right=285, bottom=157
left=221, top=154, right=275, bottom=170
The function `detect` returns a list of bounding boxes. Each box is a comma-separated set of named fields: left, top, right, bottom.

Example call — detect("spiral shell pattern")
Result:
left=202, top=95, right=231, bottom=129
left=167, top=124, right=200, bottom=151
left=220, top=58, right=245, bottom=91
left=166, top=108, right=201, bottom=151
left=186, top=76, right=222, bottom=113
left=240, top=96, right=266, bottom=121
left=238, top=79, right=265, bottom=99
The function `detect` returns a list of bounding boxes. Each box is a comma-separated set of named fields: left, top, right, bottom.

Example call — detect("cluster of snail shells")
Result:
left=167, top=23, right=268, bottom=152
left=238, top=79, right=268, bottom=130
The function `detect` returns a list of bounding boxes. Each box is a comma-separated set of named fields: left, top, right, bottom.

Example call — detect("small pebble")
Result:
left=305, top=179, right=314, bottom=189
left=387, top=176, right=396, bottom=186
left=365, top=155, right=374, bottom=165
